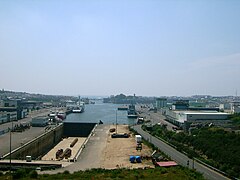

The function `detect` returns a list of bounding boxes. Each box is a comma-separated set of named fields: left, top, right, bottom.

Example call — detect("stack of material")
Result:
left=70, top=138, right=78, bottom=147
left=56, top=149, right=63, bottom=159
left=59, top=148, right=72, bottom=160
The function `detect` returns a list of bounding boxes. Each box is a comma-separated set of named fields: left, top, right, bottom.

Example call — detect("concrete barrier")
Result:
left=2, top=124, right=63, bottom=160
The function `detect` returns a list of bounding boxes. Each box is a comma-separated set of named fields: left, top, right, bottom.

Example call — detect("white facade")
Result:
left=231, top=102, right=240, bottom=113
left=219, top=104, right=225, bottom=111
left=0, top=100, right=4, bottom=107
left=0, top=112, right=17, bottom=123
left=165, top=109, right=230, bottom=126
left=177, top=112, right=229, bottom=123
left=9, top=112, right=17, bottom=121
left=0, top=112, right=8, bottom=123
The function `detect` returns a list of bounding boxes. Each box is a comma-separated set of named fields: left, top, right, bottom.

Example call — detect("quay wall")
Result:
left=63, top=122, right=97, bottom=137
left=3, top=124, right=63, bottom=160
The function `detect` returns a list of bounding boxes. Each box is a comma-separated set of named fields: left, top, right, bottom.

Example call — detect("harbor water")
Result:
left=65, top=100, right=136, bottom=125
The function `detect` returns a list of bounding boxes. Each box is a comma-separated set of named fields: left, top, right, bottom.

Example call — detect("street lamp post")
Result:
left=115, top=110, right=118, bottom=134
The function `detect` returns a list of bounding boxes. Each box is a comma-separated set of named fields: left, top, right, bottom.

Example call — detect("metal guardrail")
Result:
left=194, top=158, right=237, bottom=180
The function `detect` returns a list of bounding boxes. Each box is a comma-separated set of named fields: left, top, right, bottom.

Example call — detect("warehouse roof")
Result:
left=175, top=111, right=229, bottom=115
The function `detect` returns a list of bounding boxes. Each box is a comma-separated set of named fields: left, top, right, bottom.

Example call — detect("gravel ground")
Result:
left=100, top=125, right=154, bottom=169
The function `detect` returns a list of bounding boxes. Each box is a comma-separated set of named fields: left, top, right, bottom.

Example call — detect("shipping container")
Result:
left=31, top=116, right=49, bottom=127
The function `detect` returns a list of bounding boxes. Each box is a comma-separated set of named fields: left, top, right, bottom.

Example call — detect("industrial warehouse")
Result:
left=165, top=110, right=229, bottom=127
left=159, top=100, right=231, bottom=130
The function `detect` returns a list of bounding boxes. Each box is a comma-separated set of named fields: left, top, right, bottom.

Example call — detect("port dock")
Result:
left=0, top=108, right=97, bottom=170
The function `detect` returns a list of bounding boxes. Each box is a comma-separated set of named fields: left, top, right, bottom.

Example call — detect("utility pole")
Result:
left=192, top=158, right=195, bottom=169
left=10, top=121, right=13, bottom=175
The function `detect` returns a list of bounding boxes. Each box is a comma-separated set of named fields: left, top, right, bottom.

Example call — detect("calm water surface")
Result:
left=65, top=100, right=136, bottom=125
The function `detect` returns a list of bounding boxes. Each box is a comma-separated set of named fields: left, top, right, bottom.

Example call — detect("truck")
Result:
left=135, top=135, right=142, bottom=143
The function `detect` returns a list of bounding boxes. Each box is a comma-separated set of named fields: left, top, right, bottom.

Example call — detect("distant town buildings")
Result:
left=155, top=98, right=167, bottom=109
left=0, top=98, right=43, bottom=124
left=0, top=90, right=78, bottom=125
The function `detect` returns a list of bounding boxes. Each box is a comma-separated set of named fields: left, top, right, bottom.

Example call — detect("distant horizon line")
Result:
left=0, top=88, right=239, bottom=98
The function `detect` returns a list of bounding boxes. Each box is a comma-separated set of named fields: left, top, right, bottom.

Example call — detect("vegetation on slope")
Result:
left=142, top=124, right=240, bottom=178
left=229, top=113, right=240, bottom=126
left=0, top=167, right=204, bottom=180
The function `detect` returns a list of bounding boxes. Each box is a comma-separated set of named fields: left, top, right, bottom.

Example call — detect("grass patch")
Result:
left=0, top=166, right=204, bottom=180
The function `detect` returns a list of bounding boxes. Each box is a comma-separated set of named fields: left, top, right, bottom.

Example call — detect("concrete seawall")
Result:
left=3, top=124, right=63, bottom=160
left=63, top=122, right=97, bottom=137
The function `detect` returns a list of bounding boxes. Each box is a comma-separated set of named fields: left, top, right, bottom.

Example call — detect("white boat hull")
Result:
left=72, top=109, right=82, bottom=113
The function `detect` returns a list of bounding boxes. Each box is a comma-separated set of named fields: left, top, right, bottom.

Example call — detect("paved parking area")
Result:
left=0, top=108, right=64, bottom=158
left=0, top=126, right=47, bottom=158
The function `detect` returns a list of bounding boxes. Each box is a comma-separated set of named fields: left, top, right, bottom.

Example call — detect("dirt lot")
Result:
left=100, top=125, right=154, bottom=169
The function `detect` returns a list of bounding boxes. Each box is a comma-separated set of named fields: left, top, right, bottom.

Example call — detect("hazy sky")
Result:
left=0, top=0, right=240, bottom=97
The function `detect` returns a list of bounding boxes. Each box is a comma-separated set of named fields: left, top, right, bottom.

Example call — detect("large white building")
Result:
left=177, top=111, right=229, bottom=122
left=165, top=109, right=230, bottom=127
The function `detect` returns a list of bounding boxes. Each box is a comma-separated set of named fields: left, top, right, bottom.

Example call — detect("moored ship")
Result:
left=127, top=104, right=138, bottom=118
left=57, top=111, right=66, bottom=120
left=72, top=101, right=85, bottom=113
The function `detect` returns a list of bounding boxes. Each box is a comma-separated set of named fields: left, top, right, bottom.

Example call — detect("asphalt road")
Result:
left=132, top=125, right=229, bottom=180
left=137, top=107, right=177, bottom=131
left=0, top=126, right=47, bottom=157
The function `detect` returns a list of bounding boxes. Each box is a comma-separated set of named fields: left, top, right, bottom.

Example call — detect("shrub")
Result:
left=12, top=169, right=27, bottom=179
left=29, top=170, right=38, bottom=178
left=63, top=170, right=70, bottom=174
